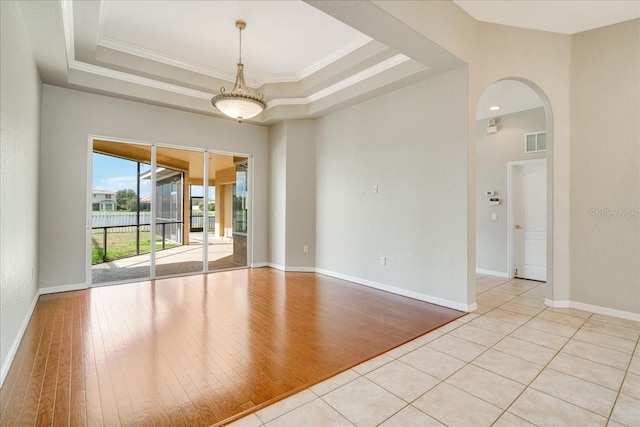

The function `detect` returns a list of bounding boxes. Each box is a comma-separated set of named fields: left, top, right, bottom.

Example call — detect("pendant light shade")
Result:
left=211, top=20, right=266, bottom=123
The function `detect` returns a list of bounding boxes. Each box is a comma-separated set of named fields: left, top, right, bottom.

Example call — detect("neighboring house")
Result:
left=92, top=189, right=116, bottom=211
left=140, top=195, right=151, bottom=211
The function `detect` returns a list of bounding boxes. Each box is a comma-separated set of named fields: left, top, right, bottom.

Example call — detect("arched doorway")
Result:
left=474, top=78, right=554, bottom=307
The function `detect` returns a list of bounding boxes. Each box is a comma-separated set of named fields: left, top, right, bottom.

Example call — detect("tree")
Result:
left=116, top=189, right=137, bottom=211
left=125, top=197, right=138, bottom=212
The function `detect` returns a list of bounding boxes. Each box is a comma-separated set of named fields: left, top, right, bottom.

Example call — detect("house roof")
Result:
left=92, top=189, right=116, bottom=195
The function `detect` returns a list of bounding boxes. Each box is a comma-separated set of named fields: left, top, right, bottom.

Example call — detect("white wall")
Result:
left=39, top=85, right=268, bottom=289
left=315, top=67, right=470, bottom=309
left=0, top=0, right=43, bottom=381
left=570, top=19, right=640, bottom=314
left=476, top=107, right=546, bottom=274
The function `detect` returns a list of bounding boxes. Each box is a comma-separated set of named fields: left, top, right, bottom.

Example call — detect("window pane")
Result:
left=154, top=147, right=197, bottom=278
left=537, top=132, right=547, bottom=151
left=91, top=144, right=151, bottom=284
left=526, top=134, right=536, bottom=152
left=233, top=166, right=248, bottom=234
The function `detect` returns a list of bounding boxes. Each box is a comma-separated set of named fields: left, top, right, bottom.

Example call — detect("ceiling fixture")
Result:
left=211, top=20, right=266, bottom=123
left=489, top=105, right=501, bottom=111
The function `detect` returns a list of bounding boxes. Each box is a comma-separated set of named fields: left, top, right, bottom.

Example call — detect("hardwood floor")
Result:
left=0, top=268, right=463, bottom=426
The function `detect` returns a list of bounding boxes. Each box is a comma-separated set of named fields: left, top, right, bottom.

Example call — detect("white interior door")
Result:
left=512, top=160, right=547, bottom=281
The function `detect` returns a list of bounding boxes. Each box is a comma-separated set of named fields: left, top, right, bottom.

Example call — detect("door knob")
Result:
left=515, top=224, right=522, bottom=230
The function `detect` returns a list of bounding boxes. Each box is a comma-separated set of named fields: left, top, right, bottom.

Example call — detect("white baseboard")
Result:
left=283, top=266, right=316, bottom=273
left=39, top=282, right=88, bottom=295
left=545, top=298, right=640, bottom=322
left=265, top=263, right=315, bottom=273
left=476, top=269, right=510, bottom=278
left=251, top=262, right=269, bottom=268
left=0, top=291, right=39, bottom=387
left=545, top=299, right=569, bottom=308
left=315, top=268, right=474, bottom=312
left=267, top=262, right=285, bottom=271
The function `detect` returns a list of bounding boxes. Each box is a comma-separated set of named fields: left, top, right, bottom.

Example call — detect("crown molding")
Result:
left=308, top=54, right=412, bottom=102
left=69, top=60, right=213, bottom=100
left=60, top=1, right=421, bottom=120
left=296, top=35, right=372, bottom=80
left=97, top=34, right=373, bottom=88
left=67, top=54, right=417, bottom=114
left=61, top=0, right=75, bottom=65
left=97, top=37, right=243, bottom=85
left=90, top=0, right=373, bottom=88
left=267, top=98, right=309, bottom=108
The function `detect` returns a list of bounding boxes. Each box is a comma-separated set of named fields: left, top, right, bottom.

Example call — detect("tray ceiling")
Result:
left=14, top=1, right=640, bottom=125
left=19, top=0, right=469, bottom=124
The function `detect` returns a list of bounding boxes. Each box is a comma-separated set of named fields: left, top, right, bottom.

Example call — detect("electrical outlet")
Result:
left=380, top=256, right=386, bottom=265
left=303, top=245, right=309, bottom=253
left=373, top=185, right=378, bottom=193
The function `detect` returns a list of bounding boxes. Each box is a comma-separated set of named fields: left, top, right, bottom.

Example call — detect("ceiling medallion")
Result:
left=211, top=20, right=266, bottom=123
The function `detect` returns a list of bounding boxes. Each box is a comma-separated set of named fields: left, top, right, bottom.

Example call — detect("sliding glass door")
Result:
left=206, top=154, right=248, bottom=271
left=90, top=141, right=250, bottom=286
left=91, top=141, right=151, bottom=284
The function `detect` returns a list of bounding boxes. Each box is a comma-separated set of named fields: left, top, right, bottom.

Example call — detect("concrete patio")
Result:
left=92, top=233, right=244, bottom=284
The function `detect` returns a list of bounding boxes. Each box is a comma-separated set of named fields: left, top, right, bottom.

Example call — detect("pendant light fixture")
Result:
left=211, top=20, right=266, bottom=123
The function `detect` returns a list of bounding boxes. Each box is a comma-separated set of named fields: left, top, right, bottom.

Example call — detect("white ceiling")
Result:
left=477, top=80, right=543, bottom=121
left=15, top=1, right=639, bottom=124
left=454, top=0, right=640, bottom=34
left=18, top=0, right=459, bottom=124
left=98, top=1, right=372, bottom=87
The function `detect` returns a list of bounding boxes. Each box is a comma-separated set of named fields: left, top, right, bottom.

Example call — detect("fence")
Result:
left=92, top=212, right=215, bottom=233
left=92, top=212, right=151, bottom=233
left=189, top=215, right=216, bottom=231
left=91, top=212, right=217, bottom=264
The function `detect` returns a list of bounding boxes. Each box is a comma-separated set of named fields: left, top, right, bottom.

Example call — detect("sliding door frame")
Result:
left=86, top=135, right=253, bottom=287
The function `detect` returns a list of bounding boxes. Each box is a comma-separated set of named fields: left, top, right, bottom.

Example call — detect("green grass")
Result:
left=92, top=231, right=179, bottom=264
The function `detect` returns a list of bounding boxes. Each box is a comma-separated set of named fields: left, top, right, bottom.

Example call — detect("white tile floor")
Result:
left=228, top=275, right=640, bottom=427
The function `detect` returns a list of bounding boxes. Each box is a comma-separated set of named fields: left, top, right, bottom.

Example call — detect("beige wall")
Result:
left=268, top=122, right=287, bottom=267
left=0, top=0, right=43, bottom=381
left=223, top=184, right=233, bottom=238
left=570, top=19, right=640, bottom=314
left=315, top=2, right=638, bottom=317
left=267, top=120, right=316, bottom=270
left=315, top=67, right=470, bottom=309
left=371, top=0, right=573, bottom=305
left=214, top=166, right=237, bottom=238
left=284, top=120, right=316, bottom=269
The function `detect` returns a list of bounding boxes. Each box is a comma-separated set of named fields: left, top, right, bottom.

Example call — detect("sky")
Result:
left=93, top=153, right=215, bottom=200
left=93, top=153, right=152, bottom=197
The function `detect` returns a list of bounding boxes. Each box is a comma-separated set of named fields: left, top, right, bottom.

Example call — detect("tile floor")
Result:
left=228, top=275, right=640, bottom=427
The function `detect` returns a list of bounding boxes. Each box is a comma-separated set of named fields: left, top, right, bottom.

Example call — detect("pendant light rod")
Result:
left=236, top=20, right=245, bottom=64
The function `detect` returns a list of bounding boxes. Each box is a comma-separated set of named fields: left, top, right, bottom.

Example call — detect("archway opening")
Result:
left=474, top=78, right=554, bottom=310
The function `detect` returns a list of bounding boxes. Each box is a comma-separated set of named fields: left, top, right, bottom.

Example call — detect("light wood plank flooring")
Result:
left=0, top=268, right=462, bottom=426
